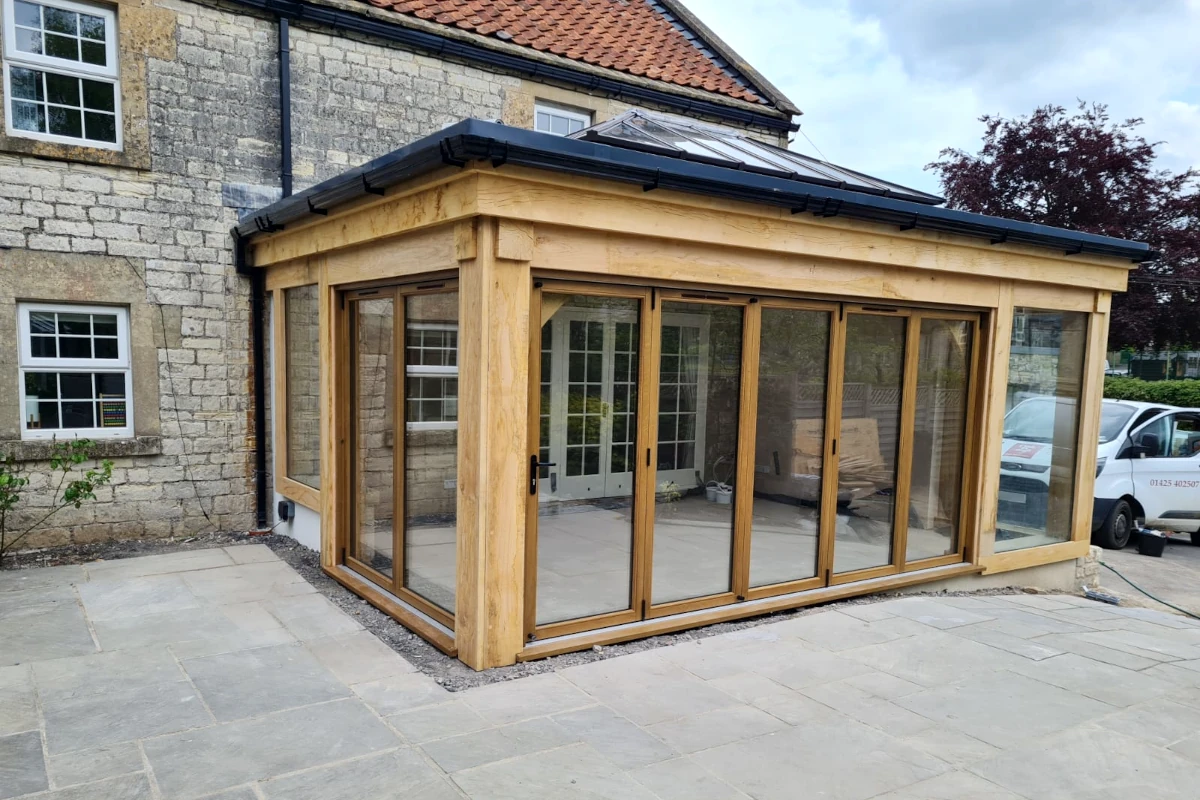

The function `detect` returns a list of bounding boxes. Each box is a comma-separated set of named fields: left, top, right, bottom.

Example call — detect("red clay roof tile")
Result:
left=357, top=0, right=764, bottom=103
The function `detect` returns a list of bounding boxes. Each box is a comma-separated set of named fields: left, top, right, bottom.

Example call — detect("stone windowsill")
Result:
left=0, top=436, right=163, bottom=463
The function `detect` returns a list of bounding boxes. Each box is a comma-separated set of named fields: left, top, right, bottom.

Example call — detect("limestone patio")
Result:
left=6, top=544, right=1200, bottom=799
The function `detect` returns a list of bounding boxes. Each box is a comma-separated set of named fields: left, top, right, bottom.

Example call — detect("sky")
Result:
left=686, top=0, right=1200, bottom=195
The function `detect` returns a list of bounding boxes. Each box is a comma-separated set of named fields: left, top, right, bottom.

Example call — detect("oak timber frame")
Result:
left=254, top=162, right=1130, bottom=670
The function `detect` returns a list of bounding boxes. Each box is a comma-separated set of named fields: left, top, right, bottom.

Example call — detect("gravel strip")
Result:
left=4, top=532, right=1075, bottom=691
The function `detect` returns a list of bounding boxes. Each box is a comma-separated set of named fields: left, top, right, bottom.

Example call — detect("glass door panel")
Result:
left=834, top=313, right=905, bottom=575
left=535, top=294, right=640, bottom=627
left=349, top=294, right=398, bottom=582
left=906, top=318, right=972, bottom=563
left=749, top=307, right=831, bottom=588
left=651, top=301, right=742, bottom=605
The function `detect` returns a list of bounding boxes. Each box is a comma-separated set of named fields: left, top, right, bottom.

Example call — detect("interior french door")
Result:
left=525, top=281, right=980, bottom=641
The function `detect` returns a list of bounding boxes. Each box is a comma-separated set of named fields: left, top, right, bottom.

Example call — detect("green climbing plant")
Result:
left=0, top=439, right=113, bottom=567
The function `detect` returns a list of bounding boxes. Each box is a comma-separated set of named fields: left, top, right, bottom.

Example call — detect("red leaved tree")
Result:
left=927, top=102, right=1200, bottom=349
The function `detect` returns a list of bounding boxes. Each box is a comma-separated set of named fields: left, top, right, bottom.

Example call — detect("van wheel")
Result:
left=1094, top=501, right=1134, bottom=549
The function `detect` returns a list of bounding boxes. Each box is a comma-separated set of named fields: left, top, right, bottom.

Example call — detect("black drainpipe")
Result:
left=279, top=16, right=293, bottom=198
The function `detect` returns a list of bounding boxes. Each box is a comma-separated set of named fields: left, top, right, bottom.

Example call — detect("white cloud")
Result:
left=688, top=0, right=1200, bottom=193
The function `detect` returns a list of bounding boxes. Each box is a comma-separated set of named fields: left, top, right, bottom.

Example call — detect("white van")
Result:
left=998, top=398, right=1200, bottom=549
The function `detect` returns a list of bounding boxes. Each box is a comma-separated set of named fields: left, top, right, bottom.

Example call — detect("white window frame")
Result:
left=534, top=102, right=591, bottom=136
left=2, top=0, right=122, bottom=149
left=405, top=322, right=457, bottom=431
left=17, top=302, right=133, bottom=440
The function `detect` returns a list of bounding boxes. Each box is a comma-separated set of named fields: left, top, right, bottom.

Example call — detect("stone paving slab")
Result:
left=9, top=545, right=1200, bottom=798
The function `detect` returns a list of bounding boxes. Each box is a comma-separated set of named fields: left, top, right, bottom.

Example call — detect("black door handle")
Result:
left=530, top=454, right=557, bottom=494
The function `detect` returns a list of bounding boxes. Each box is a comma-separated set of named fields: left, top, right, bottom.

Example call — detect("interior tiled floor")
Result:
left=6, top=545, right=1200, bottom=799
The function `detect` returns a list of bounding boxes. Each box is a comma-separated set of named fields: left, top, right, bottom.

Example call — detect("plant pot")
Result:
left=715, top=484, right=733, bottom=505
left=1138, top=530, right=1167, bottom=557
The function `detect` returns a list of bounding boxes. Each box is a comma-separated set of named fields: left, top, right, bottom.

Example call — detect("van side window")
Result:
left=1170, top=415, right=1200, bottom=458
left=1135, top=416, right=1172, bottom=458
left=1131, top=408, right=1165, bottom=430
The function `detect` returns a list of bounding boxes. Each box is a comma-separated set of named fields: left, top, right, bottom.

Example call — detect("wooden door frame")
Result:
left=340, top=279, right=460, bottom=631
left=524, top=280, right=653, bottom=641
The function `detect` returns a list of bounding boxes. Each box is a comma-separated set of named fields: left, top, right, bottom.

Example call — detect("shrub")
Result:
left=1104, top=377, right=1200, bottom=407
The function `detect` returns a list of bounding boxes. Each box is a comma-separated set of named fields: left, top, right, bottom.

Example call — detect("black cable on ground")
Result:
left=1098, top=560, right=1200, bottom=621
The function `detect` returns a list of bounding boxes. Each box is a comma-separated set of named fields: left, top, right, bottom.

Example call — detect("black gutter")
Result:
left=227, top=0, right=796, bottom=134
left=234, top=119, right=1152, bottom=263
left=279, top=16, right=293, bottom=197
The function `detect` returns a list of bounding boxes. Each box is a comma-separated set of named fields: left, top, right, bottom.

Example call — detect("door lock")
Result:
left=529, top=454, right=557, bottom=495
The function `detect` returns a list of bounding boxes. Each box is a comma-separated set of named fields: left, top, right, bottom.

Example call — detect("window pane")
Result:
left=83, top=111, right=116, bottom=143
left=10, top=67, right=43, bottom=101
left=57, top=313, right=90, bottom=335
left=652, top=302, right=742, bottom=604
left=59, top=373, right=93, bottom=399
left=550, top=115, right=570, bottom=135
left=96, top=372, right=125, bottom=397
left=351, top=296, right=395, bottom=578
left=30, top=311, right=56, bottom=333
left=25, top=372, right=58, bottom=399
left=48, top=106, right=83, bottom=138
left=44, top=32, right=78, bottom=60
left=749, top=308, right=830, bottom=588
left=906, top=319, right=972, bottom=563
left=79, top=13, right=105, bottom=40
left=43, top=7, right=77, bottom=35
left=80, top=40, right=105, bottom=66
left=284, top=286, right=320, bottom=490
left=404, top=291, right=459, bottom=615
left=59, top=337, right=91, bottom=359
left=31, top=336, right=57, bottom=357
left=99, top=399, right=126, bottom=428
left=45, top=73, right=80, bottom=106
left=93, top=337, right=118, bottom=359
left=14, top=1, right=41, bottom=27
left=12, top=101, right=46, bottom=132
left=34, top=401, right=60, bottom=430
left=15, top=28, right=43, bottom=55
left=61, top=401, right=94, bottom=428
left=996, top=309, right=1087, bottom=551
left=92, top=314, right=118, bottom=335
left=536, top=294, right=640, bottom=626
left=835, top=314, right=905, bottom=574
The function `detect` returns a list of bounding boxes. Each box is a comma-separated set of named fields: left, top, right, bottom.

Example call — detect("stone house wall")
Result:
left=0, top=0, right=782, bottom=549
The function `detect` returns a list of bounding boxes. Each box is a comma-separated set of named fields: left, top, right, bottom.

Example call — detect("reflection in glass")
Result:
left=284, top=286, right=320, bottom=489
left=907, top=319, right=972, bottom=562
left=995, top=309, right=1087, bottom=551
left=651, top=302, right=742, bottom=604
left=536, top=295, right=639, bottom=626
left=403, top=292, right=459, bottom=613
left=834, top=314, right=905, bottom=574
left=749, top=308, right=830, bottom=587
left=351, top=296, right=395, bottom=578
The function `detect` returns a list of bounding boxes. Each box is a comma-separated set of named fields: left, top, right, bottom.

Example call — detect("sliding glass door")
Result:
left=524, top=283, right=980, bottom=640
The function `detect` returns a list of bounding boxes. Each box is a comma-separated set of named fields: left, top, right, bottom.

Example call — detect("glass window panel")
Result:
left=83, top=111, right=116, bottom=143
left=906, top=319, right=972, bottom=563
left=403, top=291, right=459, bottom=615
left=98, top=399, right=126, bottom=428
left=283, top=286, right=320, bottom=490
left=535, top=112, right=551, bottom=132
left=79, top=39, right=105, bottom=65
left=92, top=313, right=118, bottom=335
left=95, top=372, right=125, bottom=396
left=34, top=401, right=60, bottom=430
left=536, top=294, right=639, bottom=626
left=749, top=307, right=830, bottom=588
left=93, top=337, right=117, bottom=359
left=652, top=302, right=742, bottom=605
left=59, top=372, right=93, bottom=399
left=30, top=311, right=56, bottom=334
left=834, top=314, right=905, bottom=574
left=550, top=114, right=570, bottom=135
left=43, top=7, right=77, bottom=35
left=995, top=309, right=1087, bottom=552
left=10, top=67, right=43, bottom=101
left=82, top=79, right=114, bottom=112
left=57, top=313, right=90, bottom=334
left=45, top=71, right=78, bottom=105
left=79, top=12, right=105, bottom=40
left=350, top=296, right=395, bottom=579
left=59, top=337, right=91, bottom=359
left=60, top=401, right=94, bottom=428
left=31, top=336, right=56, bottom=358
left=44, top=32, right=77, bottom=60
left=15, top=27, right=43, bottom=55
left=12, top=101, right=45, bottom=132
left=25, top=371, right=58, bottom=399
left=48, top=106, right=82, bottom=138
left=14, top=1, right=41, bottom=27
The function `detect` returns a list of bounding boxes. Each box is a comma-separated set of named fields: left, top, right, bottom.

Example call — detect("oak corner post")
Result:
left=456, top=217, right=532, bottom=670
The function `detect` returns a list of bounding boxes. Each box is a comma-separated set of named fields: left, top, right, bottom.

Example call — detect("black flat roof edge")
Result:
left=228, top=0, right=794, bottom=133
left=234, top=119, right=1152, bottom=264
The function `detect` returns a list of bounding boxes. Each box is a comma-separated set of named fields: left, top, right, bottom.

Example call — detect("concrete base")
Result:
left=895, top=546, right=1100, bottom=596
